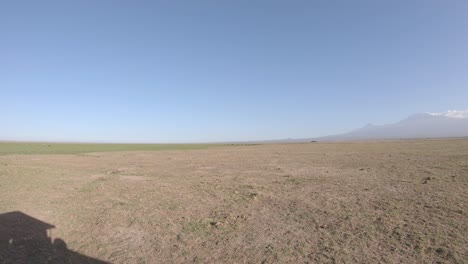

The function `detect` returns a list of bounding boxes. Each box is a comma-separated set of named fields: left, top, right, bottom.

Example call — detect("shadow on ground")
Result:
left=0, top=211, right=108, bottom=264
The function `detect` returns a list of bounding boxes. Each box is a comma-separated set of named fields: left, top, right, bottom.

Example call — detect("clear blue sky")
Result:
left=2, top=1, right=467, bottom=143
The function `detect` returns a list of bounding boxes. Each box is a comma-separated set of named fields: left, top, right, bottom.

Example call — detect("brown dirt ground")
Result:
left=1, top=139, right=467, bottom=263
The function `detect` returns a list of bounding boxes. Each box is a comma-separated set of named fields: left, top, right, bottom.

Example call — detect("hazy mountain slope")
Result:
left=316, top=111, right=468, bottom=141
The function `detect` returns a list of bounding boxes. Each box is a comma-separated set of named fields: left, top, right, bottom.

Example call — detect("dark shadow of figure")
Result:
left=0, top=211, right=109, bottom=264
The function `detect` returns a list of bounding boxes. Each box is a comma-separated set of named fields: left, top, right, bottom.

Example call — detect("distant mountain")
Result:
left=315, top=110, right=468, bottom=141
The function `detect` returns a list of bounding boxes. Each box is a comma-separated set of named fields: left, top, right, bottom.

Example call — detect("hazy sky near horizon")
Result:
left=2, top=1, right=468, bottom=142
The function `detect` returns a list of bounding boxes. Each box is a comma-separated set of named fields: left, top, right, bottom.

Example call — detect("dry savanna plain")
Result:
left=0, top=139, right=467, bottom=263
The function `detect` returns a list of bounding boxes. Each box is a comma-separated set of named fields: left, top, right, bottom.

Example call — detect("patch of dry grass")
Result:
left=0, top=139, right=467, bottom=263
